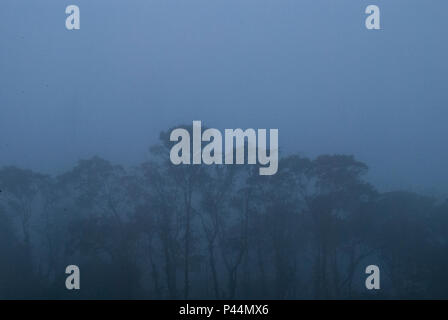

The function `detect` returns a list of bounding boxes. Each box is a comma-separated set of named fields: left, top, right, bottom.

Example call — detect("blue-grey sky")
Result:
left=1, top=0, right=447, bottom=193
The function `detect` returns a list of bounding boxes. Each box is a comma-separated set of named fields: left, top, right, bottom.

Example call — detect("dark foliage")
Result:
left=0, top=128, right=446, bottom=299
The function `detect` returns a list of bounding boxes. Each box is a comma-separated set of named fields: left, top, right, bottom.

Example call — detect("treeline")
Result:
left=1, top=127, right=448, bottom=299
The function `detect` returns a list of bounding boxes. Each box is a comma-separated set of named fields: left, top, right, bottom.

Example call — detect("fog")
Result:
left=1, top=0, right=447, bottom=193
left=2, top=0, right=448, bottom=300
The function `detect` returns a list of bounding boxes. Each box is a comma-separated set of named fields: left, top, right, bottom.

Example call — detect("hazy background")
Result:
left=1, top=0, right=447, bottom=194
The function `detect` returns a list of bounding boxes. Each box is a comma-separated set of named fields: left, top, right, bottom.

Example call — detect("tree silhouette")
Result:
left=0, top=126, right=446, bottom=299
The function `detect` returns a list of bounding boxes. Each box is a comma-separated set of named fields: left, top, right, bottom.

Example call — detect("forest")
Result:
left=1, top=125, right=447, bottom=300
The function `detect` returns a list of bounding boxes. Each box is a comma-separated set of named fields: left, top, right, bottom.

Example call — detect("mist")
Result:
left=1, top=0, right=447, bottom=193
left=1, top=1, right=448, bottom=300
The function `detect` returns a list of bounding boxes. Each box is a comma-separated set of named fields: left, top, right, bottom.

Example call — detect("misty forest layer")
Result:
left=1, top=127, right=447, bottom=300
